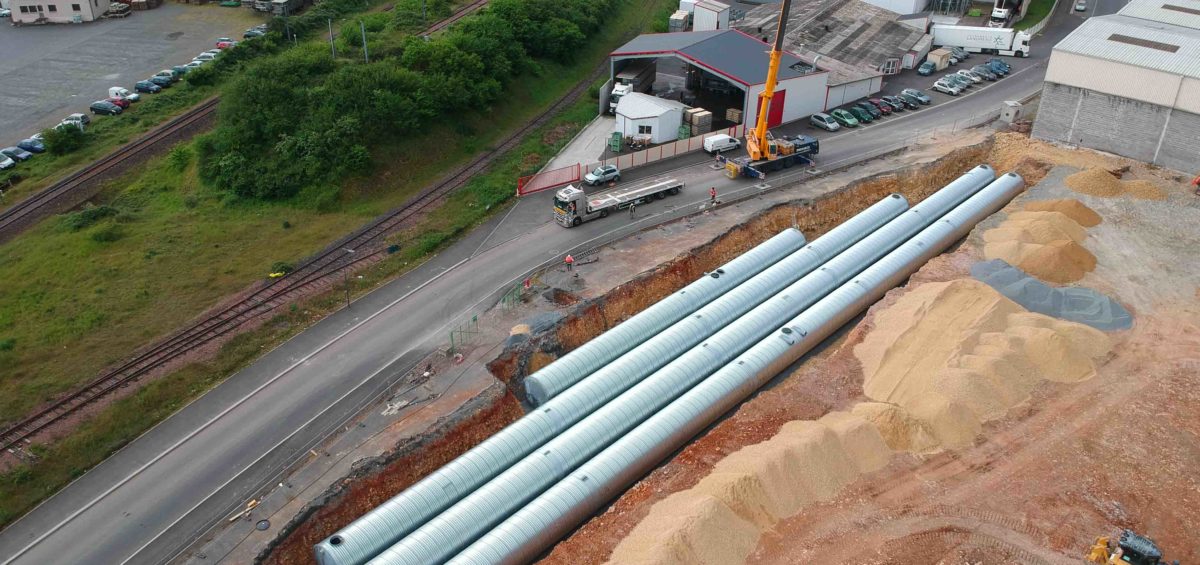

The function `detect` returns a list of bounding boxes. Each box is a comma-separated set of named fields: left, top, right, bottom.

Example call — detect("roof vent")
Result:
left=1107, top=33, right=1180, bottom=53
left=1163, top=3, right=1200, bottom=16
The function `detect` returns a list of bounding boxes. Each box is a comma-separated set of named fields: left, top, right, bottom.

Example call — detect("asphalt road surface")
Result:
left=0, top=2, right=1121, bottom=563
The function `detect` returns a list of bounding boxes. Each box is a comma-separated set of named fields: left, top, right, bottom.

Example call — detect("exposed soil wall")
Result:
left=258, top=380, right=523, bottom=564
left=490, top=139, right=997, bottom=397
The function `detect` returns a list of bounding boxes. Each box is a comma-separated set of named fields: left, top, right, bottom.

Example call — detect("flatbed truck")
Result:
left=717, top=134, right=818, bottom=179
left=553, top=178, right=684, bottom=227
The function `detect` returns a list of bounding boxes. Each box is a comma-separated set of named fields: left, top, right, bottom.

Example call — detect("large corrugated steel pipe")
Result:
left=364, top=167, right=995, bottom=565
left=444, top=172, right=1024, bottom=565
left=523, top=228, right=807, bottom=405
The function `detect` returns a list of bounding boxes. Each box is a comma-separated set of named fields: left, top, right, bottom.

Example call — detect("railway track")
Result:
left=0, top=1, right=607, bottom=456
left=0, top=98, right=220, bottom=240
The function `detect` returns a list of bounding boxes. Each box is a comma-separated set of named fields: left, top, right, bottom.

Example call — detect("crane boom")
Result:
left=747, top=0, right=793, bottom=162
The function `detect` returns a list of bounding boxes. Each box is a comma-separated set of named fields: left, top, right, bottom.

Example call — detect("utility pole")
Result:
left=327, top=18, right=337, bottom=59
left=360, top=20, right=369, bottom=63
left=343, top=248, right=355, bottom=307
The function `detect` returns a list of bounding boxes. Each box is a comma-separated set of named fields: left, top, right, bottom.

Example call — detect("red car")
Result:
left=106, top=96, right=131, bottom=109
left=216, top=40, right=238, bottom=49
left=867, top=98, right=893, bottom=115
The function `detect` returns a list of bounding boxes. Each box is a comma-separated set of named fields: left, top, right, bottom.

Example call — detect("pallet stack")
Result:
left=726, top=107, right=743, bottom=124
left=669, top=10, right=689, bottom=32
left=685, top=108, right=712, bottom=135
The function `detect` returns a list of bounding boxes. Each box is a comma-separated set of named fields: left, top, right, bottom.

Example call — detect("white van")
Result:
left=109, top=86, right=140, bottom=102
left=703, top=134, right=741, bottom=155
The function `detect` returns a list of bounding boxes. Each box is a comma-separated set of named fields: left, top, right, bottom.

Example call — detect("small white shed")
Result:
left=614, top=93, right=689, bottom=145
left=693, top=0, right=730, bottom=31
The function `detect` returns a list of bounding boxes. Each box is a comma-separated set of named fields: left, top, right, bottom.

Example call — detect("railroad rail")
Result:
left=0, top=2, right=606, bottom=456
left=0, top=98, right=220, bottom=240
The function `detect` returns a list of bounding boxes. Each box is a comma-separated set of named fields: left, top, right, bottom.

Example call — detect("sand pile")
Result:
left=982, top=210, right=1096, bottom=283
left=972, top=259, right=1133, bottom=330
left=1064, top=168, right=1167, bottom=200
left=854, top=279, right=1110, bottom=451
left=1022, top=198, right=1102, bottom=227
left=607, top=413, right=890, bottom=565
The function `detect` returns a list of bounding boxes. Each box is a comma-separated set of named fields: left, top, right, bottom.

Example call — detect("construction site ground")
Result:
left=208, top=128, right=1199, bottom=564
left=542, top=137, right=1200, bottom=564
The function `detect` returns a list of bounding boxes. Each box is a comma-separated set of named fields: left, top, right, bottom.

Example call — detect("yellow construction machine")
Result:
left=1086, top=530, right=1178, bottom=565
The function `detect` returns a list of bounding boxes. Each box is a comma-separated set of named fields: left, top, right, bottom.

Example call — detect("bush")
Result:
left=90, top=224, right=123, bottom=243
left=270, top=261, right=294, bottom=274
left=43, top=126, right=86, bottom=155
left=167, top=145, right=192, bottom=171
left=62, top=205, right=118, bottom=231
left=0, top=338, right=14, bottom=352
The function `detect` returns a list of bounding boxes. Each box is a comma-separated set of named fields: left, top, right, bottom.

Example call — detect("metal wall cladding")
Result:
left=524, top=228, right=808, bottom=406
left=369, top=167, right=997, bottom=565
left=360, top=195, right=908, bottom=565
left=313, top=230, right=806, bottom=565
left=443, top=171, right=1023, bottom=565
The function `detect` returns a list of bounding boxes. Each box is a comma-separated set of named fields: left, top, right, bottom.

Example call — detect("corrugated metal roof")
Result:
left=1053, top=15, right=1200, bottom=79
left=1119, top=0, right=1200, bottom=30
left=612, top=30, right=814, bottom=85
left=614, top=92, right=690, bottom=119
left=694, top=0, right=729, bottom=12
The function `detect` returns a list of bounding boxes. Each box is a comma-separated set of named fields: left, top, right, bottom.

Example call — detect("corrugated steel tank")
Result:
left=313, top=229, right=806, bottom=565
left=444, top=172, right=1025, bottom=565
left=364, top=166, right=997, bottom=565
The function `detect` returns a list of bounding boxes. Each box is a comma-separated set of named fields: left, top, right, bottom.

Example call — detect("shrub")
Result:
left=90, top=224, right=123, bottom=243
left=43, top=125, right=86, bottom=155
left=167, top=145, right=192, bottom=171
left=0, top=338, right=14, bottom=352
left=270, top=261, right=294, bottom=274
left=62, top=205, right=118, bottom=231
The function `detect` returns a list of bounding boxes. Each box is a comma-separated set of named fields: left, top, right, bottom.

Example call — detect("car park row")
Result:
left=2, top=24, right=270, bottom=172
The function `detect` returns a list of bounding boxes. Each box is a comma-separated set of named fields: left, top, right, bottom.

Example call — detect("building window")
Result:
left=37, top=4, right=45, bottom=10
left=48, top=4, right=57, bottom=11
left=72, top=3, right=80, bottom=9
left=638, top=125, right=652, bottom=134
left=18, top=5, right=28, bottom=11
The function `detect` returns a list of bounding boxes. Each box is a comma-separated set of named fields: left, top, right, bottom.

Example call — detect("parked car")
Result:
left=0, top=156, right=15, bottom=170
left=193, top=52, right=218, bottom=62
left=881, top=95, right=914, bottom=111
left=917, top=61, right=936, bottom=76
left=949, top=46, right=970, bottom=60
left=584, top=164, right=621, bottom=185
left=148, top=75, right=173, bottom=88
left=971, top=65, right=998, bottom=80
left=955, top=69, right=984, bottom=84
left=0, top=8, right=11, bottom=17
left=109, top=86, right=140, bottom=102
left=854, top=101, right=882, bottom=119
left=932, top=80, right=963, bottom=96
left=135, top=80, right=163, bottom=94
left=829, top=108, right=860, bottom=128
left=217, top=39, right=238, bottom=49
left=845, top=105, right=873, bottom=123
left=943, top=74, right=972, bottom=89
left=898, top=93, right=922, bottom=109
left=90, top=100, right=123, bottom=116
left=63, top=112, right=91, bottom=126
left=1, top=146, right=33, bottom=162
left=172, top=65, right=192, bottom=76
left=809, top=112, right=840, bottom=131
left=703, top=134, right=742, bottom=154
left=1075, top=0, right=1086, bottom=10
left=867, top=98, right=895, bottom=114
left=184, top=61, right=205, bottom=71
left=18, top=138, right=45, bottom=153
left=243, top=29, right=266, bottom=39
left=901, top=88, right=932, bottom=105
left=155, top=69, right=181, bottom=82
left=986, top=58, right=1011, bottom=75
left=106, top=96, right=131, bottom=109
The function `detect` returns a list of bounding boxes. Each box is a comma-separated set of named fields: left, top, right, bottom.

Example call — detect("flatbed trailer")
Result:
left=554, top=178, right=684, bottom=227
left=717, top=134, right=818, bottom=179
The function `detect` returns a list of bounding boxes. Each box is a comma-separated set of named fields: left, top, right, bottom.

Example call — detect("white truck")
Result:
left=989, top=1, right=1011, bottom=26
left=553, top=178, right=683, bottom=227
left=931, top=24, right=1031, bottom=57
left=608, top=59, right=657, bottom=114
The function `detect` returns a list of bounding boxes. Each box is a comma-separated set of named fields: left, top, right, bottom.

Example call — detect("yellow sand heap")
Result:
left=606, top=413, right=891, bottom=565
left=982, top=210, right=1097, bottom=283
left=1023, top=199, right=1102, bottom=227
left=1064, top=168, right=1167, bottom=200
left=854, top=279, right=1109, bottom=452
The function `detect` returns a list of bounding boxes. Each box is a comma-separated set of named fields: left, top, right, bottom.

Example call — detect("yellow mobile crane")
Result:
left=720, top=0, right=819, bottom=179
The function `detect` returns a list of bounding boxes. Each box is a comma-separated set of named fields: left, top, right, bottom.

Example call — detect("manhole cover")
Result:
left=255, top=519, right=271, bottom=531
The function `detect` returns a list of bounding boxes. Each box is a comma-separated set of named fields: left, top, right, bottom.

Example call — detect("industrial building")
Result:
left=8, top=0, right=109, bottom=23
left=1032, top=0, right=1200, bottom=173
left=608, top=30, right=830, bottom=130
left=614, top=93, right=692, bottom=144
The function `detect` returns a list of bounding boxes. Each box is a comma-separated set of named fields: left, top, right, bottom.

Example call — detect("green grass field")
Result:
left=0, top=0, right=670, bottom=529
left=1014, top=0, right=1057, bottom=30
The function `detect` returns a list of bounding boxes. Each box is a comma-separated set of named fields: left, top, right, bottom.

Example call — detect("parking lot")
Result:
left=0, top=3, right=263, bottom=144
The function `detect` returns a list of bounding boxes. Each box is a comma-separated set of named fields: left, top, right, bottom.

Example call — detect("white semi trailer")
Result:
left=553, top=178, right=683, bottom=227
left=931, top=24, right=1031, bottom=57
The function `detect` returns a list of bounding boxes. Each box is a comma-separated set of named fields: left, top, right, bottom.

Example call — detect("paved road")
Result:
left=0, top=2, right=1114, bottom=563
left=0, top=3, right=261, bottom=146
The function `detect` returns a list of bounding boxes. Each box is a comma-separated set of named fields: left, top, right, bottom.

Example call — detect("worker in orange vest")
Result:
left=565, top=254, right=574, bottom=271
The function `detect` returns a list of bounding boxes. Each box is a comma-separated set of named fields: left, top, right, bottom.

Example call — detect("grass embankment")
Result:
left=0, top=0, right=670, bottom=529
left=1014, top=0, right=1056, bottom=30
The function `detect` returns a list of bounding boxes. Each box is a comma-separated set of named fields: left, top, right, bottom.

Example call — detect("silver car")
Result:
left=583, top=165, right=620, bottom=186
left=809, top=112, right=841, bottom=131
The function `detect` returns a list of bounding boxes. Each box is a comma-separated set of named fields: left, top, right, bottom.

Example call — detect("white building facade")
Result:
left=615, top=93, right=689, bottom=144
left=10, top=0, right=109, bottom=23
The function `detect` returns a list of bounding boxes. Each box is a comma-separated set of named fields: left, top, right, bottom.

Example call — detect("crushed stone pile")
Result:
left=1064, top=168, right=1167, bottom=200
left=1022, top=198, right=1102, bottom=227
left=606, top=412, right=890, bottom=565
left=982, top=210, right=1096, bottom=283
left=971, top=259, right=1133, bottom=331
left=854, top=279, right=1110, bottom=452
